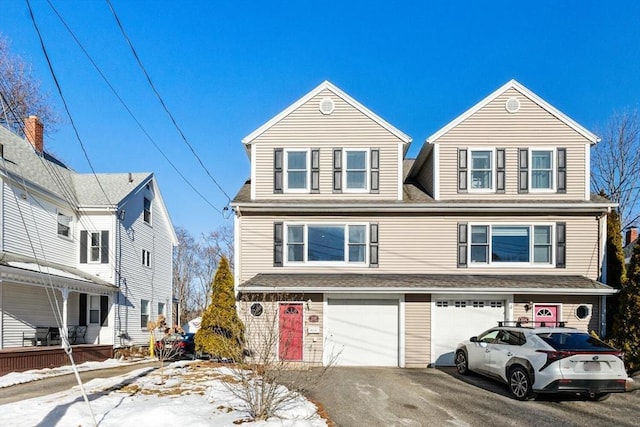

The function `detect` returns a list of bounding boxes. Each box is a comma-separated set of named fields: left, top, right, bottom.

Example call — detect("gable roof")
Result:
left=241, top=80, right=412, bottom=146
left=426, top=79, right=600, bottom=144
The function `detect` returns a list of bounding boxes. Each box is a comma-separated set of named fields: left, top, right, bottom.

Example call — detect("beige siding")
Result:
left=238, top=214, right=600, bottom=282
left=238, top=293, right=323, bottom=366
left=405, top=294, right=431, bottom=368
left=513, top=295, right=600, bottom=333
left=435, top=88, right=589, bottom=201
left=252, top=88, right=403, bottom=200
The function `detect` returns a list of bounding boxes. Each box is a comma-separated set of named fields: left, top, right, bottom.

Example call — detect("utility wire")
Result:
left=105, top=0, right=233, bottom=204
left=46, top=0, right=225, bottom=216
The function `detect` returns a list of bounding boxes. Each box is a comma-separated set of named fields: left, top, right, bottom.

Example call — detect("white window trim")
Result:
left=284, top=148, right=311, bottom=193
left=142, top=249, right=151, bottom=268
left=342, top=148, right=369, bottom=193
left=468, top=223, right=556, bottom=267
left=143, top=197, right=152, bottom=225
left=283, top=222, right=369, bottom=266
left=141, top=299, right=150, bottom=329
left=56, top=210, right=73, bottom=240
left=89, top=295, right=100, bottom=325
left=529, top=147, right=556, bottom=193
left=88, top=231, right=102, bottom=264
left=468, top=148, right=495, bottom=192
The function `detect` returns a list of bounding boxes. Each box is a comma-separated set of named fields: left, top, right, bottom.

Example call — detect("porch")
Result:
left=0, top=344, right=113, bottom=376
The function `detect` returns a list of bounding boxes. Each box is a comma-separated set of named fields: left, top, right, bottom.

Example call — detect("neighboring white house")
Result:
left=232, top=80, right=617, bottom=368
left=0, top=117, right=177, bottom=350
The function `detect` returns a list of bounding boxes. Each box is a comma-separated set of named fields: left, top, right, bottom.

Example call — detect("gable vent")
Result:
left=505, top=97, right=520, bottom=113
left=319, top=97, right=335, bottom=115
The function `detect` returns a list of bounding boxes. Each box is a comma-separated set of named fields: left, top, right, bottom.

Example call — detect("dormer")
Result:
left=242, top=81, right=411, bottom=201
left=410, top=80, right=599, bottom=202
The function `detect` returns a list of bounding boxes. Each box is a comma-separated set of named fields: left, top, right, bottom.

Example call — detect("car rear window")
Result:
left=536, top=332, right=615, bottom=351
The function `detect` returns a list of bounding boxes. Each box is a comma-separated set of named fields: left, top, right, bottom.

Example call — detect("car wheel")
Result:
left=455, top=350, right=469, bottom=375
left=508, top=366, right=533, bottom=400
left=586, top=392, right=610, bottom=402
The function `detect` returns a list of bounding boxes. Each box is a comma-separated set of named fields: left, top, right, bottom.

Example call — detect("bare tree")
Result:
left=173, top=226, right=199, bottom=324
left=591, top=110, right=640, bottom=230
left=195, top=225, right=234, bottom=311
left=0, top=34, right=58, bottom=134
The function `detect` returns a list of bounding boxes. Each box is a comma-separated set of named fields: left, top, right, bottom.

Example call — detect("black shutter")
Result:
left=518, top=148, right=529, bottom=193
left=458, top=223, right=468, bottom=267
left=556, top=222, right=566, bottom=268
left=496, top=148, right=505, bottom=193
left=80, top=230, right=87, bottom=263
left=101, top=230, right=109, bottom=264
left=274, top=222, right=283, bottom=267
left=274, top=148, right=283, bottom=193
left=370, top=149, right=379, bottom=193
left=333, top=149, right=342, bottom=192
left=369, top=223, right=379, bottom=267
left=458, top=149, right=468, bottom=193
left=79, top=293, right=87, bottom=326
left=100, top=295, right=109, bottom=326
left=557, top=148, right=566, bottom=193
left=311, top=149, right=320, bottom=193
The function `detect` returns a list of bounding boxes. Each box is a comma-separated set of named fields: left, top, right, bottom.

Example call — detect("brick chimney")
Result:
left=626, top=227, right=638, bottom=247
left=24, top=115, right=44, bottom=152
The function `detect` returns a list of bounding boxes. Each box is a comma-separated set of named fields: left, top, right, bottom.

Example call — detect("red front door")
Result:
left=534, top=305, right=558, bottom=327
left=279, top=303, right=303, bottom=360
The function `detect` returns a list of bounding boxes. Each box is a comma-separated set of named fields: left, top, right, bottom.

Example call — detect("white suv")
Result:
left=455, top=324, right=631, bottom=400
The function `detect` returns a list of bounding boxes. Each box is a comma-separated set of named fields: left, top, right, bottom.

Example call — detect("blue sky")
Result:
left=1, top=1, right=638, bottom=236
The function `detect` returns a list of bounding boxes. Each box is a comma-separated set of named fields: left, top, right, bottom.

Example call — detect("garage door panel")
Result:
left=433, top=300, right=505, bottom=366
left=326, top=299, right=398, bottom=367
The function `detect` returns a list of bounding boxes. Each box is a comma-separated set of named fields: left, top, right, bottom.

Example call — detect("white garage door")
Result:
left=432, top=299, right=505, bottom=366
left=325, top=299, right=399, bottom=367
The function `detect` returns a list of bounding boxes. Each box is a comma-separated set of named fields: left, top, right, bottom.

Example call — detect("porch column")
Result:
left=61, top=287, right=69, bottom=348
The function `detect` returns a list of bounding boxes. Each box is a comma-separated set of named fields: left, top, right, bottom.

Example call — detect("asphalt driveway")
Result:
left=308, top=367, right=640, bottom=427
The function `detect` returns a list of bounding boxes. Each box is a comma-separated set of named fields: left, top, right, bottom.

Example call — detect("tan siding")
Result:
left=238, top=215, right=600, bottom=282
left=252, top=88, right=403, bottom=200
left=436, top=88, right=589, bottom=201
left=405, top=294, right=431, bottom=368
left=513, top=295, right=600, bottom=333
left=238, top=293, right=323, bottom=365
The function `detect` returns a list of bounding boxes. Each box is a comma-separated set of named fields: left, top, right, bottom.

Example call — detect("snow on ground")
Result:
left=0, top=360, right=328, bottom=426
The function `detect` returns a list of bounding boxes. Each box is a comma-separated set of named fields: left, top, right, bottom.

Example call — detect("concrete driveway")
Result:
left=308, top=367, right=640, bottom=427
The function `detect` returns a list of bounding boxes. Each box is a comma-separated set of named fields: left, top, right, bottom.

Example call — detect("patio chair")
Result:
left=75, top=326, right=87, bottom=344
left=48, top=327, right=61, bottom=345
left=29, top=327, right=50, bottom=346
left=66, top=325, right=77, bottom=345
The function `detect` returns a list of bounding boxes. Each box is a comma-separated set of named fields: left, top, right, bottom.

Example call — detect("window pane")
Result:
left=492, top=226, right=529, bottom=262
left=349, top=245, right=365, bottom=262
left=91, top=247, right=100, bottom=262
left=471, top=245, right=488, bottom=263
left=308, top=226, right=344, bottom=261
left=532, top=151, right=551, bottom=169
left=288, top=151, right=307, bottom=169
left=288, top=244, right=304, bottom=262
left=534, top=246, right=552, bottom=263
left=346, top=151, right=366, bottom=169
left=532, top=171, right=551, bottom=189
left=91, top=233, right=100, bottom=246
left=288, top=225, right=303, bottom=243
left=471, top=226, right=488, bottom=244
left=349, top=225, right=366, bottom=243
left=471, top=171, right=491, bottom=189
left=534, top=226, right=551, bottom=244
left=471, top=151, right=491, bottom=169
left=288, top=171, right=307, bottom=189
left=90, top=311, right=99, bottom=324
left=346, top=171, right=366, bottom=189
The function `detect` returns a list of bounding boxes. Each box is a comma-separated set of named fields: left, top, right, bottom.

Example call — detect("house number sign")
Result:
left=308, top=315, right=319, bottom=323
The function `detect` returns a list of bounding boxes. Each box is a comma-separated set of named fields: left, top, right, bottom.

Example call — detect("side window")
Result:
left=285, top=150, right=309, bottom=191
left=141, top=300, right=149, bottom=328
left=497, top=330, right=526, bottom=346
left=531, top=150, right=554, bottom=190
left=57, top=212, right=72, bottom=237
left=142, top=249, right=151, bottom=267
left=470, top=150, right=493, bottom=190
left=143, top=197, right=152, bottom=224
left=344, top=150, right=368, bottom=190
left=89, top=296, right=100, bottom=324
left=478, top=329, right=500, bottom=343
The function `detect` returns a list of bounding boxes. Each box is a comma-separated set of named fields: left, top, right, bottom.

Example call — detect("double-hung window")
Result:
left=57, top=212, right=72, bottom=238
left=285, top=149, right=309, bottom=191
left=141, top=300, right=149, bottom=328
left=90, top=232, right=102, bottom=262
left=143, top=197, right=152, bottom=224
left=89, top=296, right=100, bottom=324
left=285, top=223, right=367, bottom=264
left=344, top=149, right=368, bottom=191
left=470, top=150, right=493, bottom=190
left=142, top=249, right=151, bottom=267
left=469, top=224, right=553, bottom=265
left=531, top=150, right=554, bottom=190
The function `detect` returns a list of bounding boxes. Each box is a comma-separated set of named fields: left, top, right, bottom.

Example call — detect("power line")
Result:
left=105, top=0, right=234, bottom=204
left=45, top=0, right=225, bottom=216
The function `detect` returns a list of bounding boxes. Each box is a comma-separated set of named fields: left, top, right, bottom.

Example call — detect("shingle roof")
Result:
left=239, top=273, right=614, bottom=294
left=0, top=126, right=150, bottom=207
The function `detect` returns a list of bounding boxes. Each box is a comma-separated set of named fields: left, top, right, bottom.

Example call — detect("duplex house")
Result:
left=0, top=118, right=176, bottom=362
left=232, top=80, right=616, bottom=368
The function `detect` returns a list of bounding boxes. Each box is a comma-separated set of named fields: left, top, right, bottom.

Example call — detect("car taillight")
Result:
left=536, top=349, right=575, bottom=370
left=177, top=342, right=185, bottom=348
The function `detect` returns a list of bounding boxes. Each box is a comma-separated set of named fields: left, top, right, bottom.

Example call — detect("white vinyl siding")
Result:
left=238, top=214, right=601, bottom=282
left=434, top=88, right=589, bottom=201
left=251, top=88, right=404, bottom=200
